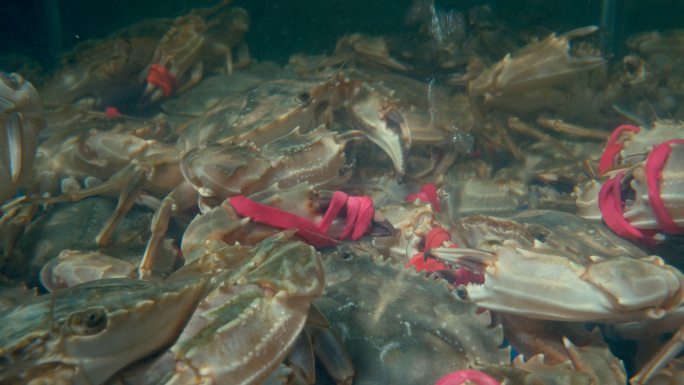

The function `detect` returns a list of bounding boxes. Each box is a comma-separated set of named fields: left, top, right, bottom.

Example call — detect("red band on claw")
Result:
left=644, top=139, right=684, bottom=234
left=406, top=183, right=440, bottom=212
left=146, top=64, right=177, bottom=97
left=597, top=171, right=656, bottom=242
left=229, top=191, right=374, bottom=248
left=598, top=124, right=640, bottom=175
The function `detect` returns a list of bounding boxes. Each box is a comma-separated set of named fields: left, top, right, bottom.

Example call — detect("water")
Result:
left=1, top=0, right=683, bottom=384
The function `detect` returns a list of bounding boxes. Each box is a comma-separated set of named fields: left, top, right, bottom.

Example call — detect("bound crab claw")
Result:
left=576, top=121, right=684, bottom=243
left=429, top=240, right=684, bottom=323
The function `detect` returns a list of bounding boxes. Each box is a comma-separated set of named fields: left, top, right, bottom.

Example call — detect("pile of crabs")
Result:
left=1, top=1, right=683, bottom=384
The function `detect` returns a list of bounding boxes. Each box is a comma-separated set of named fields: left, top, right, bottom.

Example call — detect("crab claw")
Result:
left=143, top=83, right=165, bottom=103
left=430, top=241, right=684, bottom=322
left=0, top=72, right=44, bottom=203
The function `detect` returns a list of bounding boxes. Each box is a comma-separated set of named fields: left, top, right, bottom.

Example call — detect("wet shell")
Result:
left=315, top=249, right=509, bottom=385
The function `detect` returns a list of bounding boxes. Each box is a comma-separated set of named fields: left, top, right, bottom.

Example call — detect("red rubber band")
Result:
left=406, top=254, right=448, bottom=272
left=146, top=64, right=177, bottom=97
left=407, top=226, right=452, bottom=272
left=319, top=191, right=348, bottom=233
left=228, top=192, right=374, bottom=248
left=229, top=195, right=335, bottom=247
left=644, top=139, right=684, bottom=234
left=104, top=106, right=121, bottom=118
left=341, top=195, right=374, bottom=240
left=406, top=226, right=484, bottom=284
left=597, top=172, right=656, bottom=242
left=598, top=124, right=640, bottom=175
left=424, top=226, right=452, bottom=249
left=406, top=183, right=441, bottom=212
left=434, top=370, right=500, bottom=385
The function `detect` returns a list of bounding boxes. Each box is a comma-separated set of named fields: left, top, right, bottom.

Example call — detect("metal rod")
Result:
left=600, top=0, right=617, bottom=57
left=41, top=0, right=63, bottom=69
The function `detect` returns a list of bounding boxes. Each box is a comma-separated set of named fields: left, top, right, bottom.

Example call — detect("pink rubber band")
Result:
left=146, top=64, right=177, bottom=97
left=644, top=139, right=684, bottom=234
left=599, top=124, right=640, bottom=175
left=597, top=172, right=656, bottom=242
left=406, top=183, right=441, bottom=212
left=434, top=370, right=500, bottom=385
left=229, top=195, right=336, bottom=247
left=229, top=191, right=374, bottom=247
left=343, top=195, right=374, bottom=240
left=319, top=191, right=348, bottom=233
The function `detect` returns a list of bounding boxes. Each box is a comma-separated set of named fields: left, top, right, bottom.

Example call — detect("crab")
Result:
left=174, top=76, right=345, bottom=151
left=620, top=29, right=684, bottom=121
left=0, top=276, right=209, bottom=385
left=143, top=0, right=250, bottom=102
left=467, top=26, right=617, bottom=160
left=160, top=61, right=284, bottom=122
left=428, top=210, right=683, bottom=384
left=6, top=196, right=155, bottom=283
left=315, top=246, right=508, bottom=384
left=1, top=232, right=325, bottom=385
left=25, top=128, right=186, bottom=249
left=24, top=74, right=343, bottom=250
left=0, top=73, right=45, bottom=261
left=574, top=120, right=684, bottom=242
left=39, top=34, right=160, bottom=108
left=322, top=69, right=477, bottom=179
left=316, top=242, right=626, bottom=385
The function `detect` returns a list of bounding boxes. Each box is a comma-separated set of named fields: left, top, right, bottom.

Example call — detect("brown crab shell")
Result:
left=180, top=126, right=352, bottom=200
left=177, top=77, right=338, bottom=151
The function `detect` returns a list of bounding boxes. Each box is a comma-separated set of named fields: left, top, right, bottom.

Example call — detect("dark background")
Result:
left=1, top=0, right=683, bottom=70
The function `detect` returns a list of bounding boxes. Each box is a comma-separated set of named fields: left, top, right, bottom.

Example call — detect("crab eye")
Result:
left=453, top=285, right=469, bottom=301
left=296, top=91, right=311, bottom=104
left=0, top=72, right=22, bottom=90
left=68, top=308, right=108, bottom=335
left=532, top=232, right=547, bottom=242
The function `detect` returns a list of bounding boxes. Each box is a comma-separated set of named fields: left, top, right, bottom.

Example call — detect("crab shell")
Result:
left=576, top=123, right=684, bottom=235
left=623, top=140, right=684, bottom=231
left=431, top=211, right=684, bottom=322
left=121, top=233, right=325, bottom=385
left=0, top=277, right=208, bottom=385
left=617, top=121, right=684, bottom=169
left=144, top=4, right=250, bottom=101
left=39, top=36, right=157, bottom=105
left=180, top=126, right=354, bottom=201
left=468, top=27, right=606, bottom=117
left=315, top=249, right=509, bottom=385
left=176, top=77, right=337, bottom=151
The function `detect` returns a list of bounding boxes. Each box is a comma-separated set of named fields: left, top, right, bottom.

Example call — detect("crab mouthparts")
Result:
left=428, top=247, right=494, bottom=272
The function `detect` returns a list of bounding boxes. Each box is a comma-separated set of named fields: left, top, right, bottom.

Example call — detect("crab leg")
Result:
left=492, top=117, right=524, bottom=160
left=139, top=181, right=198, bottom=280
left=95, top=168, right=145, bottom=246
left=507, top=116, right=575, bottom=159
left=630, top=325, right=684, bottom=385
left=537, top=116, right=609, bottom=140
